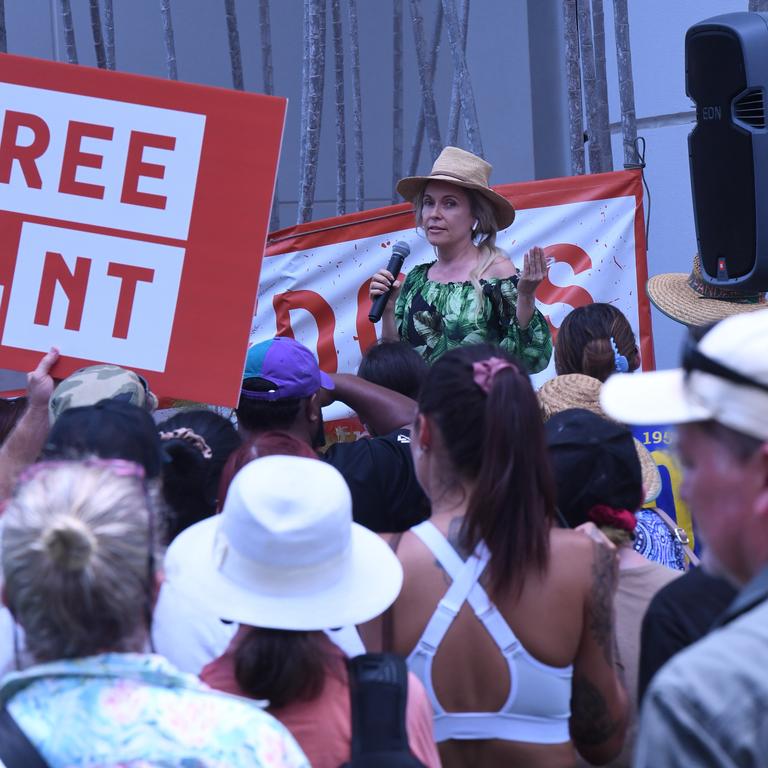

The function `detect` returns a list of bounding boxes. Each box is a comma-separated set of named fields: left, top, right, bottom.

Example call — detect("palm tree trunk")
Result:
left=331, top=0, right=346, bottom=215
left=298, top=0, right=327, bottom=223
left=613, top=0, right=638, bottom=165
left=563, top=0, right=584, bottom=174
left=442, top=0, right=483, bottom=157
left=592, top=0, right=613, bottom=171
left=410, top=0, right=442, bottom=162
left=408, top=3, right=442, bottom=175
left=104, top=0, right=115, bottom=69
left=392, top=0, right=403, bottom=203
left=0, top=1, right=7, bottom=54
left=160, top=0, right=178, bottom=80
left=225, top=0, right=244, bottom=90
left=577, top=0, right=602, bottom=172
left=446, top=0, right=469, bottom=147
left=59, top=0, right=78, bottom=64
left=347, top=0, right=365, bottom=211
left=258, top=0, right=280, bottom=231
left=89, top=0, right=107, bottom=69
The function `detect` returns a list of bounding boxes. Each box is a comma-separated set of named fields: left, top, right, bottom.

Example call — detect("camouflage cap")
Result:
left=49, top=365, right=159, bottom=422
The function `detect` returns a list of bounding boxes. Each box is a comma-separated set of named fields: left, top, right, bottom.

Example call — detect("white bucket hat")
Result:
left=600, top=309, right=768, bottom=441
left=165, top=455, right=404, bottom=630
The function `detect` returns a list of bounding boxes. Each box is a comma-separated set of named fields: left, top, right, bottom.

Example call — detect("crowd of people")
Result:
left=0, top=146, right=765, bottom=768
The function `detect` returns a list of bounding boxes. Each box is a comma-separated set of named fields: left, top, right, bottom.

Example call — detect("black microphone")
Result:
left=368, top=240, right=410, bottom=323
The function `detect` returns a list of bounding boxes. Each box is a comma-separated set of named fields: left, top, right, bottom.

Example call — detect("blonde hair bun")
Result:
left=42, top=517, right=97, bottom=572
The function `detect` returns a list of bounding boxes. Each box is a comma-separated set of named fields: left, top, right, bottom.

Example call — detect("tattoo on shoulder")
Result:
left=570, top=674, right=620, bottom=746
left=447, top=516, right=470, bottom=559
left=590, top=542, right=617, bottom=664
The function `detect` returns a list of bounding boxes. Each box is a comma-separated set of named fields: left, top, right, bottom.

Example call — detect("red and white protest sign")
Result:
left=0, top=53, right=285, bottom=406
left=253, top=169, right=652, bottom=426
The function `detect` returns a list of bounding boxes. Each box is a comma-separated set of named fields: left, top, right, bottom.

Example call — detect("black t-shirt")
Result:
left=323, top=428, right=429, bottom=533
left=637, top=567, right=737, bottom=704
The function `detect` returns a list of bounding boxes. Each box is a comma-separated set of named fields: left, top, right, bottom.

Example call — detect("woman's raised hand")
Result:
left=517, top=246, right=550, bottom=297
left=369, top=268, right=402, bottom=302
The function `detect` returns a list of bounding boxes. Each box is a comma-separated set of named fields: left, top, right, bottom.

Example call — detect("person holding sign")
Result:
left=369, top=146, right=552, bottom=369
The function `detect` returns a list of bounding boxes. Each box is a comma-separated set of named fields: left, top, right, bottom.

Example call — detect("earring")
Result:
left=472, top=219, right=479, bottom=233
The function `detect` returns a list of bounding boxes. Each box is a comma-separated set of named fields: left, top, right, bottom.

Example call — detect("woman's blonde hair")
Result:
left=414, top=184, right=511, bottom=308
left=2, top=462, right=159, bottom=661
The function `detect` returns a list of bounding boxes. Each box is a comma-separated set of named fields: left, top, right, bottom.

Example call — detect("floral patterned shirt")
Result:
left=634, top=509, right=687, bottom=571
left=0, top=652, right=310, bottom=768
left=394, top=261, right=552, bottom=371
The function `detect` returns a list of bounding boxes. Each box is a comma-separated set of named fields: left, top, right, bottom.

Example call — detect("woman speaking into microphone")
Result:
left=369, top=146, right=552, bottom=370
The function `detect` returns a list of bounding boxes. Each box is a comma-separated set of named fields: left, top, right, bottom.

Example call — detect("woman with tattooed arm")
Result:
left=361, top=344, right=628, bottom=768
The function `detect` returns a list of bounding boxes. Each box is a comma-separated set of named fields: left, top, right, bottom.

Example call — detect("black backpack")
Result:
left=0, top=704, right=49, bottom=767
left=341, top=653, right=429, bottom=768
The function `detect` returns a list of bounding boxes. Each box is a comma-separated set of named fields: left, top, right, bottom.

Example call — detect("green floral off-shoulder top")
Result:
left=394, top=261, right=552, bottom=372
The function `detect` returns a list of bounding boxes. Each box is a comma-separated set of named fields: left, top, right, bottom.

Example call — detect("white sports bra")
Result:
left=407, top=521, right=573, bottom=744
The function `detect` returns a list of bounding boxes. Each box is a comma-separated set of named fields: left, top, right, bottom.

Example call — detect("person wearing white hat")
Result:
left=600, top=309, right=768, bottom=767
left=369, top=146, right=552, bottom=371
left=166, top=455, right=440, bottom=768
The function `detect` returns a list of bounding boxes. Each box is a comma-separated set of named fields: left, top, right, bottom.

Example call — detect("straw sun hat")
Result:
left=165, top=455, right=404, bottom=630
left=396, top=146, right=516, bottom=231
left=537, top=373, right=662, bottom=504
left=647, top=253, right=767, bottom=327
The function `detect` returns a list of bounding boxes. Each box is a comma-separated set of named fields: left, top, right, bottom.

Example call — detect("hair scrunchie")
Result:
left=159, top=428, right=213, bottom=459
left=588, top=504, right=637, bottom=533
left=472, top=357, right=515, bottom=394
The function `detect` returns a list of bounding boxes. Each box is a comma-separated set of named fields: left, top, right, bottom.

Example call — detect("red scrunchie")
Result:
left=588, top=504, right=637, bottom=533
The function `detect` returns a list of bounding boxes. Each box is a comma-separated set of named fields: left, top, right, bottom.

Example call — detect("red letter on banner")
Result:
left=537, top=244, right=595, bottom=342
left=59, top=121, right=114, bottom=199
left=33, top=251, right=91, bottom=331
left=121, top=131, right=176, bottom=210
left=273, top=290, right=338, bottom=373
left=107, top=262, right=155, bottom=339
left=0, top=111, right=50, bottom=189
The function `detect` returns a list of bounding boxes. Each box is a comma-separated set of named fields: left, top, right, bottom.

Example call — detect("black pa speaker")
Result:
left=686, top=12, right=768, bottom=290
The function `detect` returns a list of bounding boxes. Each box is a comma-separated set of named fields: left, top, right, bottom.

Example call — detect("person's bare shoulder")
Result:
left=548, top=527, right=596, bottom=585
left=484, top=254, right=517, bottom=279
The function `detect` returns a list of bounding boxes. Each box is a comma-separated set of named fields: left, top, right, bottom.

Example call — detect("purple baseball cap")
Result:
left=241, top=337, right=334, bottom=401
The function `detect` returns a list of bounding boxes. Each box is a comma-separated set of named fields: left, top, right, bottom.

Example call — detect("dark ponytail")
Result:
left=234, top=627, right=342, bottom=708
left=555, top=303, right=639, bottom=382
left=418, top=344, right=555, bottom=597
left=157, top=410, right=241, bottom=543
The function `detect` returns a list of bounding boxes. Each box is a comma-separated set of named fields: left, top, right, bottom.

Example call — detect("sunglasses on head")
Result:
left=682, top=336, right=768, bottom=396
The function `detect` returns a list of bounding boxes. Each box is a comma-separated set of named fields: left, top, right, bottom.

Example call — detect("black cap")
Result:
left=43, top=399, right=164, bottom=480
left=545, top=408, right=642, bottom=528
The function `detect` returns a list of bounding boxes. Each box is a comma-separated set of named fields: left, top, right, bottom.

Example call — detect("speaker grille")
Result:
left=734, top=89, right=766, bottom=129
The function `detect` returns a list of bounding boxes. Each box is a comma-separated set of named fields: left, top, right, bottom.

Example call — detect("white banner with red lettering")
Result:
left=253, top=169, right=652, bottom=427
